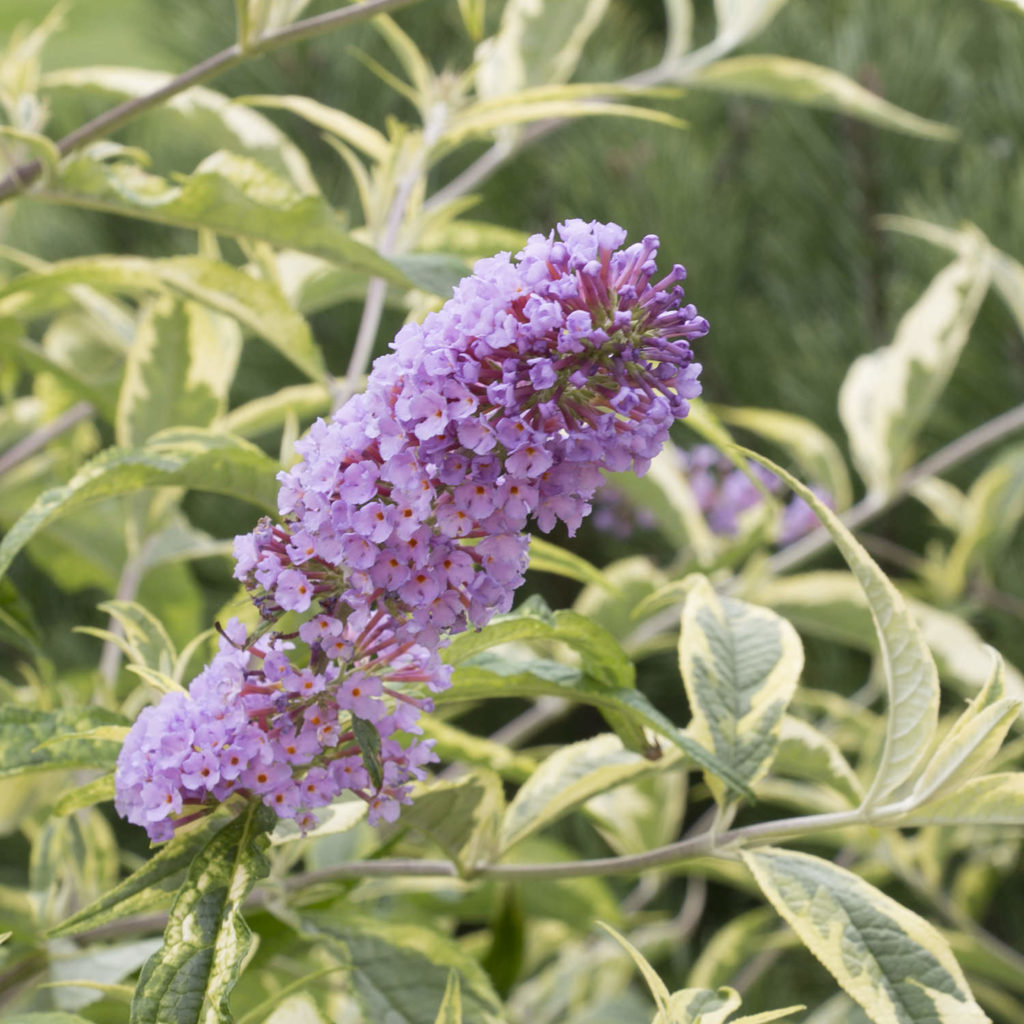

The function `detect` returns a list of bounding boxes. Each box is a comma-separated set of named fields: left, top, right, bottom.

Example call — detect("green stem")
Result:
left=0, top=0, right=426, bottom=204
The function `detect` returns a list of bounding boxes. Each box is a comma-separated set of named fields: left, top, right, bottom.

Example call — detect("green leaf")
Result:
left=771, top=715, right=862, bottom=805
left=97, top=599, right=177, bottom=675
left=47, top=150, right=409, bottom=285
left=53, top=773, right=116, bottom=816
left=730, top=1008, right=805, bottom=1024
left=880, top=216, right=1024, bottom=343
left=418, top=716, right=536, bottom=782
left=352, top=714, right=383, bottom=791
left=439, top=90, right=685, bottom=156
left=390, top=770, right=504, bottom=873
left=0, top=255, right=324, bottom=381
left=741, top=571, right=1024, bottom=705
left=596, top=922, right=672, bottom=1020
left=0, top=706, right=127, bottom=778
left=743, top=453, right=940, bottom=807
left=742, top=847, right=990, bottom=1024
left=940, top=444, right=1024, bottom=599
left=0, top=427, right=278, bottom=580
left=1, top=1015, right=96, bottom=1024
left=116, top=298, right=238, bottom=446
left=131, top=802, right=274, bottom=1024
left=439, top=663, right=750, bottom=798
left=49, top=808, right=239, bottom=938
left=433, top=971, right=463, bottom=1024
left=220, top=383, right=330, bottom=438
left=680, top=576, right=803, bottom=804
left=474, top=0, right=611, bottom=99
left=237, top=94, right=389, bottom=162
left=658, top=986, right=740, bottom=1024
left=898, top=772, right=1024, bottom=826
left=838, top=239, right=992, bottom=494
left=689, top=55, right=956, bottom=141
left=500, top=733, right=670, bottom=852
left=0, top=576, right=42, bottom=653
left=528, top=534, right=613, bottom=591
left=912, top=649, right=1020, bottom=804
left=714, top=404, right=853, bottom=510
left=42, top=66, right=317, bottom=192
left=302, top=916, right=504, bottom=1024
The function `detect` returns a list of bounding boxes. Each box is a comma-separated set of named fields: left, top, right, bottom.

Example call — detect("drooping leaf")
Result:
left=679, top=576, right=803, bottom=804
left=500, top=733, right=670, bottom=852
left=130, top=802, right=274, bottom=1024
left=0, top=706, right=127, bottom=778
left=742, top=571, right=1024, bottom=705
left=53, top=773, right=116, bottom=816
left=838, top=239, right=992, bottom=494
left=743, top=453, right=940, bottom=807
left=714, top=404, right=853, bottom=510
left=743, top=847, right=990, bottom=1024
left=688, top=55, right=956, bottom=141
left=0, top=427, right=278, bottom=580
left=351, top=714, right=383, bottom=791
left=438, top=662, right=749, bottom=798
left=527, top=534, right=614, bottom=592
left=301, top=916, right=504, bottom=1024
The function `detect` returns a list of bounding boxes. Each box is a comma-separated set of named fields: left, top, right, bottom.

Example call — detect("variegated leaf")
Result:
left=680, top=576, right=803, bottom=804
left=743, top=847, right=990, bottom=1024
left=742, top=454, right=940, bottom=807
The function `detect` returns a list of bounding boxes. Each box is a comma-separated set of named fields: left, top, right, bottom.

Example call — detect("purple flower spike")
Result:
left=115, top=221, right=707, bottom=841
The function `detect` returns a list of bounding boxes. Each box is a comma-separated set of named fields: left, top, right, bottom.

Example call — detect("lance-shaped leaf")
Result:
left=131, top=802, right=274, bottom=1024
left=838, top=238, right=992, bottom=494
left=680, top=576, right=802, bottom=804
left=500, top=733, right=673, bottom=852
left=742, top=847, right=990, bottom=1024
left=0, top=427, right=278, bottom=580
left=47, top=150, right=410, bottom=286
left=434, top=972, right=463, bottom=1024
left=743, top=452, right=940, bottom=807
left=302, top=916, right=504, bottom=1024
left=912, top=648, right=1020, bottom=804
left=0, top=706, right=127, bottom=778
left=897, top=773, right=1024, bottom=827
left=49, top=808, right=239, bottom=938
left=688, top=55, right=956, bottom=141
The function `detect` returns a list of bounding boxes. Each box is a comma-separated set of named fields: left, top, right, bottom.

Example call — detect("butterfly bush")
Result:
left=114, top=220, right=709, bottom=841
left=595, top=443, right=830, bottom=545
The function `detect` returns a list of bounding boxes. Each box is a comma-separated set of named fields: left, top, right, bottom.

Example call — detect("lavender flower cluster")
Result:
left=595, top=443, right=827, bottom=545
left=114, top=220, right=708, bottom=841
